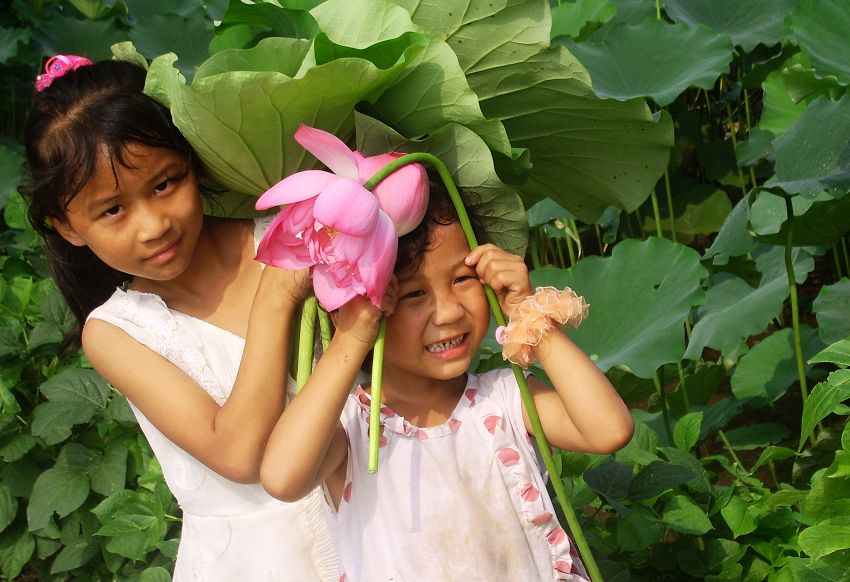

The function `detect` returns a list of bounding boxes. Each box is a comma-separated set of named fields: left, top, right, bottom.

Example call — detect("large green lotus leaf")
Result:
left=194, top=36, right=312, bottom=79
left=731, top=326, right=822, bottom=404
left=783, top=64, right=844, bottom=104
left=664, top=0, right=799, bottom=52
left=475, top=47, right=673, bottom=221
left=606, top=0, right=656, bottom=26
left=641, top=177, right=733, bottom=241
left=813, top=278, right=850, bottom=345
left=531, top=238, right=708, bottom=378
left=564, top=20, right=734, bottom=107
left=751, top=190, right=850, bottom=246
left=356, top=115, right=528, bottom=256
left=788, top=0, right=850, bottom=86
left=210, top=0, right=319, bottom=53
left=129, top=9, right=215, bottom=79
left=551, top=0, right=616, bottom=41
left=703, top=197, right=756, bottom=265
left=685, top=246, right=815, bottom=360
left=32, top=16, right=128, bottom=61
left=144, top=34, right=425, bottom=198
left=767, top=93, right=850, bottom=197
left=756, top=58, right=810, bottom=136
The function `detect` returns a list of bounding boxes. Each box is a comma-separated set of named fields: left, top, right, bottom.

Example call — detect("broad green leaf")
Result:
left=140, top=567, right=173, bottom=582
left=0, top=528, right=34, bottom=580
left=800, top=370, right=850, bottom=451
left=49, top=536, right=98, bottom=574
left=661, top=494, right=713, bottom=535
left=768, top=93, right=850, bottom=197
left=757, top=65, right=810, bottom=136
left=564, top=20, right=734, bottom=106
left=210, top=0, right=318, bottom=53
left=583, top=459, right=632, bottom=505
left=526, top=198, right=572, bottom=228
left=803, top=461, right=850, bottom=521
left=703, top=197, right=756, bottom=265
left=0, top=146, right=24, bottom=210
left=798, top=517, right=850, bottom=560
left=789, top=0, right=850, bottom=85
left=129, top=9, right=214, bottom=79
left=31, top=401, right=95, bottom=445
left=125, top=0, right=205, bottom=19
left=810, top=337, right=850, bottom=367
left=0, top=485, right=16, bottom=533
left=723, top=423, right=791, bottom=452
left=721, top=493, right=763, bottom=537
left=673, top=412, right=703, bottom=452
left=685, top=246, right=815, bottom=360
left=40, top=368, right=110, bottom=409
left=551, top=0, right=616, bottom=40
left=737, top=127, right=776, bottom=167
left=26, top=468, right=90, bottom=531
left=0, top=26, right=29, bottom=65
left=357, top=118, right=528, bottom=256
left=533, top=237, right=707, bottom=377
left=786, top=554, right=850, bottom=581
left=91, top=444, right=129, bottom=497
left=614, top=416, right=660, bottom=466
left=93, top=491, right=168, bottom=561
left=783, top=63, right=844, bottom=103
left=629, top=460, right=696, bottom=500
left=749, top=189, right=818, bottom=236
left=0, top=434, right=36, bottom=463
left=731, top=326, right=822, bottom=403
left=665, top=0, right=798, bottom=52
left=616, top=505, right=663, bottom=552
left=69, top=0, right=122, bottom=20
left=32, top=17, right=128, bottom=61
left=55, top=443, right=100, bottom=473
left=751, top=191, right=850, bottom=247
left=145, top=31, right=425, bottom=197
left=659, top=446, right=713, bottom=495
left=814, top=279, right=850, bottom=346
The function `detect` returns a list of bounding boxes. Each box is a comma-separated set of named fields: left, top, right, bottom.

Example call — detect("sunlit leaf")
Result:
left=673, top=412, right=703, bottom=452
left=661, top=494, right=713, bottom=535
left=810, top=337, right=850, bottom=367
left=800, top=370, right=850, bottom=450
left=798, top=516, right=850, bottom=560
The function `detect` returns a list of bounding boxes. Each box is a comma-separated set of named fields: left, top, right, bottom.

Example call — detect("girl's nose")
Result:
left=136, top=203, right=171, bottom=242
left=431, top=291, right=464, bottom=325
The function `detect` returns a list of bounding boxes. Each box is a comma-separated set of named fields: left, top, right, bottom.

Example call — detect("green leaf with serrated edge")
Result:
left=731, top=326, right=823, bottom=404
left=810, top=337, right=850, bottom=367
left=661, top=494, right=713, bottom=535
left=357, top=118, right=527, bottom=256
left=0, top=528, right=34, bottom=580
left=563, top=20, right=734, bottom=107
left=673, top=412, right=703, bottom=452
left=814, top=280, right=850, bottom=346
left=629, top=460, right=696, bottom=500
left=665, top=0, right=798, bottom=52
left=767, top=93, right=850, bottom=197
left=789, top=0, right=850, bottom=85
left=39, top=368, right=110, bottom=408
left=799, top=517, right=850, bottom=560
left=533, top=238, right=706, bottom=378
left=685, top=245, right=815, bottom=360
left=26, top=468, right=90, bottom=531
left=723, top=423, right=790, bottom=451
left=0, top=485, right=16, bottom=533
left=800, top=370, right=850, bottom=451
left=616, top=505, right=663, bottom=552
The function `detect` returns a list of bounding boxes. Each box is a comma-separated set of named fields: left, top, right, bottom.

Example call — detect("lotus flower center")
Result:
left=324, top=226, right=339, bottom=239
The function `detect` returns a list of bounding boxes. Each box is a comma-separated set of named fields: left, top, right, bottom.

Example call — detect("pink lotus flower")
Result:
left=255, top=125, right=428, bottom=311
left=293, top=124, right=429, bottom=236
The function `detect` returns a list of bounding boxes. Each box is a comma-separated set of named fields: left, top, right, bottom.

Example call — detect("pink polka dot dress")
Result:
left=333, top=368, right=589, bottom=582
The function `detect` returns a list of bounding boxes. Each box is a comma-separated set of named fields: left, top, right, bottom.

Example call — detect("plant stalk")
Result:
left=368, top=317, right=387, bottom=473
left=364, top=152, right=604, bottom=582
left=654, top=371, right=674, bottom=443
left=296, top=296, right=318, bottom=393
left=318, top=306, right=333, bottom=351
left=663, top=170, right=677, bottom=242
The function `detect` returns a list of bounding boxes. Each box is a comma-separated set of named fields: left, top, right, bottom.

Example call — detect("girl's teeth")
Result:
left=427, top=335, right=464, bottom=353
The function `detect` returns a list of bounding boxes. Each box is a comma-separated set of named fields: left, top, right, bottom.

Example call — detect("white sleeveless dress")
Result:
left=87, top=219, right=338, bottom=582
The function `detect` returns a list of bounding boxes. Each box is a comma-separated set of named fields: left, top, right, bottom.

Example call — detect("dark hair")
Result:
left=394, top=174, right=482, bottom=279
left=21, top=59, right=197, bottom=349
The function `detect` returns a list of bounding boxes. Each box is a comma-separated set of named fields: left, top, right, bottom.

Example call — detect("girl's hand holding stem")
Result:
left=464, top=244, right=533, bottom=311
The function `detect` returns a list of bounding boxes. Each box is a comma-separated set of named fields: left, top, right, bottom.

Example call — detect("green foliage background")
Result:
left=1, top=0, right=849, bottom=580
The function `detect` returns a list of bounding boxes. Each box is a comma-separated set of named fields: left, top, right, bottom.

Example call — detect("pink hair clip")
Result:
left=35, top=55, right=93, bottom=92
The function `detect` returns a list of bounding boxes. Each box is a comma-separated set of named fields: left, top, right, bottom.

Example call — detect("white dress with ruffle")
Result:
left=335, top=368, right=589, bottom=582
left=87, top=219, right=338, bottom=582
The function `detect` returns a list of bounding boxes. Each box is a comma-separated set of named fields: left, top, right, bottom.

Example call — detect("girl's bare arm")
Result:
left=465, top=244, right=633, bottom=454
left=82, top=266, right=310, bottom=483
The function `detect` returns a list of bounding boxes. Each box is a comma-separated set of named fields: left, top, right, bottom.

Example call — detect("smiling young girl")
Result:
left=260, top=185, right=634, bottom=581
left=23, top=56, right=337, bottom=581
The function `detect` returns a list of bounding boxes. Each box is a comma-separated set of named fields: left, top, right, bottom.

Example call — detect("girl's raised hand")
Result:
left=333, top=278, right=398, bottom=348
left=465, top=244, right=533, bottom=312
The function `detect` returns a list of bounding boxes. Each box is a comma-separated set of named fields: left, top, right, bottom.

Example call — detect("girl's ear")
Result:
left=49, top=217, right=87, bottom=247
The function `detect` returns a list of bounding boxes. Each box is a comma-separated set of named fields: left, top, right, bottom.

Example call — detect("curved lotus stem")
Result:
left=363, top=153, right=604, bottom=582
left=296, top=296, right=318, bottom=393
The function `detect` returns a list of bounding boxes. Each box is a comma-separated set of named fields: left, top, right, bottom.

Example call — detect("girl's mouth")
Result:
left=426, top=334, right=467, bottom=354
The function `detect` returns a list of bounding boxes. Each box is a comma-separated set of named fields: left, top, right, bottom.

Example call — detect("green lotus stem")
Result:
left=832, top=243, right=844, bottom=279
left=566, top=218, right=579, bottom=265
left=554, top=234, right=567, bottom=268
left=318, top=306, right=332, bottom=351
left=364, top=152, right=605, bottom=582
left=783, top=195, right=814, bottom=448
left=649, top=191, right=663, bottom=238
left=296, top=296, right=318, bottom=393
left=655, top=0, right=661, bottom=19
left=530, top=232, right=542, bottom=269
left=663, top=170, right=677, bottom=242
left=368, top=317, right=387, bottom=473
left=594, top=224, right=604, bottom=255
left=653, top=371, right=674, bottom=443
left=842, top=237, right=850, bottom=276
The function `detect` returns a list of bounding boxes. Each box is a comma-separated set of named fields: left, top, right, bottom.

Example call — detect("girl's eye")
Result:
left=153, top=179, right=171, bottom=194
left=454, top=275, right=475, bottom=285
left=401, top=290, right=424, bottom=300
left=103, top=205, right=122, bottom=218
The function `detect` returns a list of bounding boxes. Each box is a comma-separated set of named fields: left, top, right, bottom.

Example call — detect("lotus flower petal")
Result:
left=313, top=264, right=359, bottom=311
left=356, top=211, right=398, bottom=308
left=295, top=124, right=360, bottom=180
left=357, top=154, right=429, bottom=236
left=313, top=178, right=379, bottom=236
left=255, top=170, right=337, bottom=210
left=255, top=209, right=316, bottom=270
